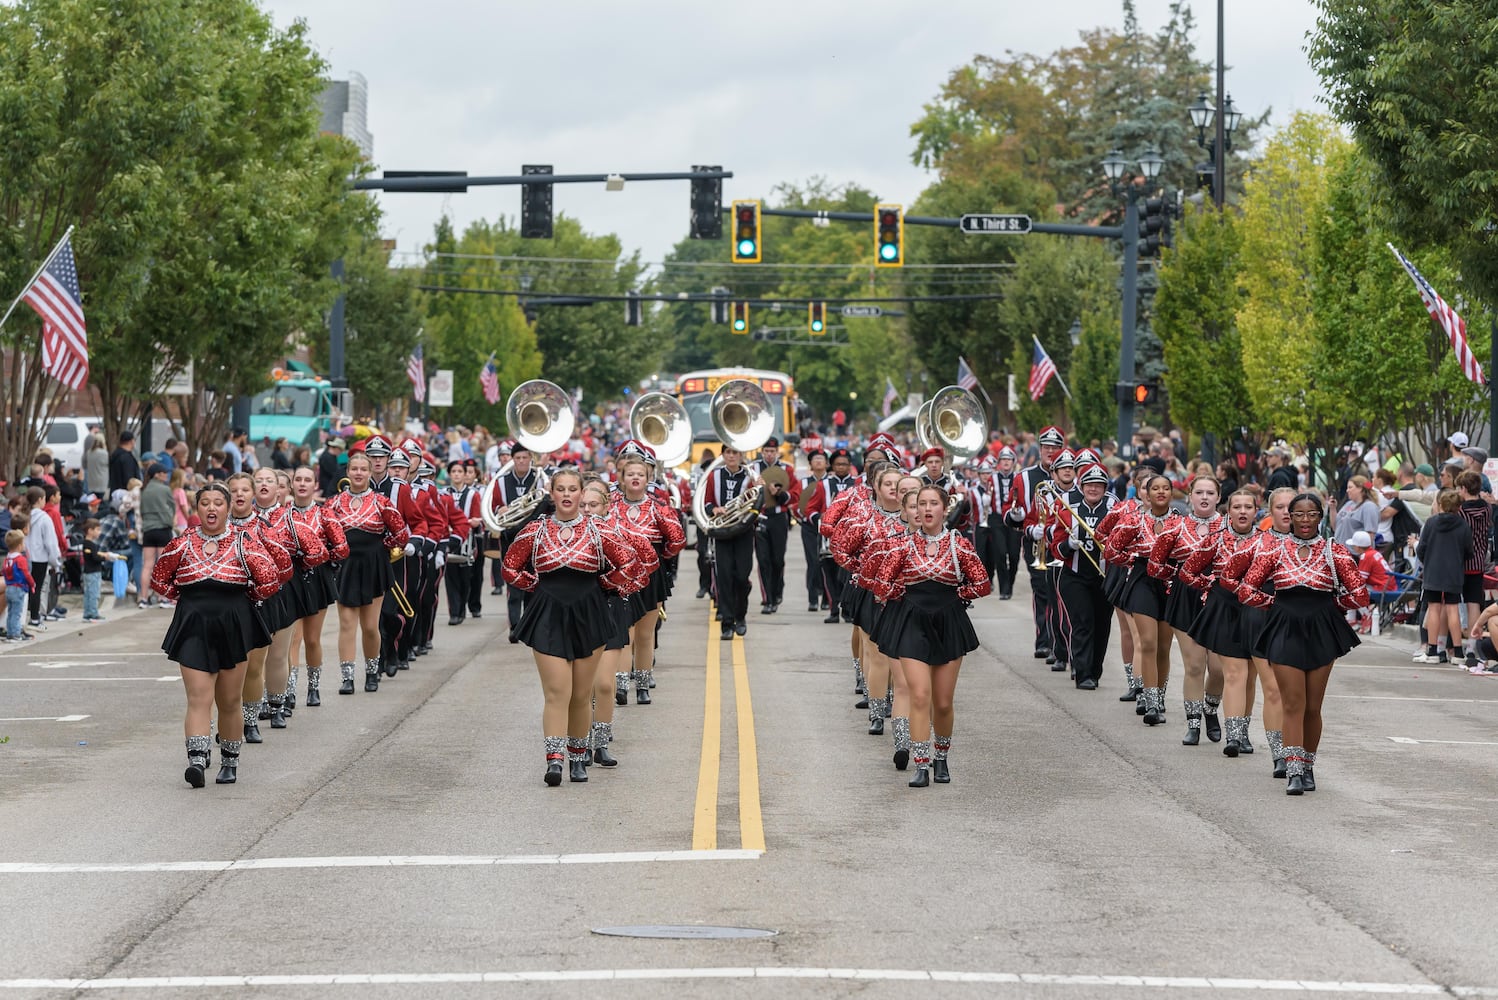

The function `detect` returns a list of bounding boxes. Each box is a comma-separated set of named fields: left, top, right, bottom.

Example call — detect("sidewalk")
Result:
left=2, top=588, right=153, bottom=649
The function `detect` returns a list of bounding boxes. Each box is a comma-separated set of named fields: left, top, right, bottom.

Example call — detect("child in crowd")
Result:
left=3, top=527, right=36, bottom=642
left=79, top=518, right=119, bottom=622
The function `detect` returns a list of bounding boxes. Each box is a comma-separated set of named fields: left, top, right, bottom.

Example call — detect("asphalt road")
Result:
left=2, top=550, right=1496, bottom=1000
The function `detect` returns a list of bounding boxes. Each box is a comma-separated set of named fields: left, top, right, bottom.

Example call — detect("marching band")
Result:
left=149, top=376, right=1370, bottom=799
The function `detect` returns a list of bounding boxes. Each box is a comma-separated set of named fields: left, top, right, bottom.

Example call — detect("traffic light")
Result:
left=710, top=286, right=730, bottom=325
left=732, top=200, right=761, bottom=263
left=808, top=301, right=826, bottom=335
left=521, top=164, right=553, bottom=239
left=875, top=203, right=903, bottom=267
left=731, top=301, right=749, bottom=333
left=625, top=291, right=642, bottom=327
left=1139, top=196, right=1170, bottom=257
left=690, top=166, right=722, bottom=240
left=1133, top=382, right=1159, bottom=405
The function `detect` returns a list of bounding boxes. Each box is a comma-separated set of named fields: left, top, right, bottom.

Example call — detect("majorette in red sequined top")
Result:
left=256, top=503, right=330, bottom=576
left=229, top=511, right=294, bottom=585
left=1147, top=512, right=1221, bottom=582
left=1103, top=507, right=1180, bottom=568
left=832, top=504, right=906, bottom=578
left=150, top=529, right=283, bottom=603
left=1179, top=525, right=1260, bottom=594
left=866, top=529, right=991, bottom=604
left=324, top=489, right=411, bottom=551
left=501, top=514, right=639, bottom=594
left=590, top=509, right=652, bottom=596
left=289, top=502, right=351, bottom=563
left=819, top=481, right=872, bottom=538
left=610, top=494, right=686, bottom=557
left=1234, top=536, right=1370, bottom=612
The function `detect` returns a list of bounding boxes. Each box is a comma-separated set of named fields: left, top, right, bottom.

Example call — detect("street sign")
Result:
left=840, top=305, right=882, bottom=318
left=428, top=369, right=454, bottom=407
left=959, top=214, right=1032, bottom=235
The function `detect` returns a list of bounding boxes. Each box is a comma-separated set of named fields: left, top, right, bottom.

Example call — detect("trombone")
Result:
left=1031, top=482, right=1054, bottom=570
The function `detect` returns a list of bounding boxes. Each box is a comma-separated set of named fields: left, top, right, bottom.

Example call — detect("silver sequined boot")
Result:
left=1223, top=716, right=1250, bottom=757
left=184, top=735, right=212, bottom=788
left=908, top=740, right=932, bottom=787
left=215, top=739, right=241, bottom=784
left=364, top=656, right=380, bottom=692
left=615, top=672, right=630, bottom=706
left=242, top=701, right=263, bottom=743
left=285, top=667, right=298, bottom=714
left=1304, top=750, right=1317, bottom=791
left=1182, top=698, right=1205, bottom=745
left=590, top=721, right=617, bottom=767
left=567, top=737, right=590, bottom=782
left=635, top=669, right=652, bottom=706
left=1142, top=687, right=1164, bottom=726
left=1119, top=662, right=1139, bottom=701
left=1266, top=729, right=1286, bottom=778
left=867, top=697, right=887, bottom=735
left=306, top=666, right=322, bottom=707
left=891, top=716, right=912, bottom=771
left=853, top=657, right=864, bottom=695
left=544, top=736, right=566, bottom=786
left=1203, top=693, right=1222, bottom=742
left=338, top=661, right=356, bottom=696
left=1284, top=745, right=1308, bottom=795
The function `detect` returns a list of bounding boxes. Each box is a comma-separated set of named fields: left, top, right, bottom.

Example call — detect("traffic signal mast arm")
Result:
left=724, top=205, right=1123, bottom=239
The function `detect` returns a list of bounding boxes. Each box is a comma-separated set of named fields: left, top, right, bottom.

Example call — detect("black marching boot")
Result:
left=908, top=742, right=932, bottom=787
left=215, top=739, right=241, bottom=784
left=544, top=737, right=566, bottom=787
left=635, top=671, right=651, bottom=706
left=1119, top=664, right=1138, bottom=701
left=933, top=736, right=953, bottom=783
left=615, top=672, right=630, bottom=706
left=242, top=703, right=263, bottom=744
left=1203, top=697, right=1223, bottom=742
left=338, top=661, right=356, bottom=695
left=568, top=738, right=590, bottom=782
left=1284, top=747, right=1307, bottom=795
left=1303, top=751, right=1317, bottom=791
left=285, top=669, right=297, bottom=715
left=591, top=722, right=618, bottom=767
left=892, top=717, right=911, bottom=771
left=267, top=695, right=288, bottom=730
left=184, top=735, right=211, bottom=788
left=306, top=667, right=322, bottom=707
left=1142, top=688, right=1165, bottom=726
left=868, top=698, right=886, bottom=736
left=364, top=658, right=380, bottom=692
left=1182, top=700, right=1204, bottom=745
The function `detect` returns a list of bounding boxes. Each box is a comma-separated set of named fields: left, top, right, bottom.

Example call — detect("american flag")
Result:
left=21, top=232, right=88, bottom=390
left=882, top=376, right=899, bottom=417
left=1388, top=243, right=1486, bottom=386
left=479, top=352, right=501, bottom=405
left=407, top=344, right=426, bottom=403
left=957, top=356, right=979, bottom=392
left=1028, top=337, right=1058, bottom=400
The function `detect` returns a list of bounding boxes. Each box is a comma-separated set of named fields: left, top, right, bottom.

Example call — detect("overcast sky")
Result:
left=260, top=0, right=1326, bottom=267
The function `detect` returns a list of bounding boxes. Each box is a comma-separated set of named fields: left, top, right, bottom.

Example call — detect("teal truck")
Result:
left=248, top=371, right=353, bottom=454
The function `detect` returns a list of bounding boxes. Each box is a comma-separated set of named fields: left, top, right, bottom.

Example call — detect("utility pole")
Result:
left=1118, top=195, right=1140, bottom=459
left=1214, top=0, right=1227, bottom=210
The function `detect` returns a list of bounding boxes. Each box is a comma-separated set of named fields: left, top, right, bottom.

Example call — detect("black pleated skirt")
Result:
left=1164, top=578, right=1205, bottom=633
left=869, top=581, right=979, bottom=665
left=1104, top=562, right=1129, bottom=606
left=258, top=582, right=298, bottom=634
left=512, top=568, right=611, bottom=660
left=1252, top=586, right=1359, bottom=671
left=605, top=593, right=633, bottom=651
left=338, top=529, right=392, bottom=608
left=287, top=564, right=338, bottom=618
left=1190, top=583, right=1253, bottom=659
left=845, top=582, right=880, bottom=634
left=1116, top=560, right=1168, bottom=620
left=162, top=582, right=270, bottom=673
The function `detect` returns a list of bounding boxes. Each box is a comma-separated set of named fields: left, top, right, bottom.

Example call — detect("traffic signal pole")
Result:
left=1118, top=194, right=1141, bottom=460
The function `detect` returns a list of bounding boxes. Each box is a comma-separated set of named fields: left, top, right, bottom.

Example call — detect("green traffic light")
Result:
left=879, top=243, right=899, bottom=261
left=811, top=320, right=823, bottom=332
left=733, top=319, right=746, bottom=331
left=737, top=239, right=757, bottom=257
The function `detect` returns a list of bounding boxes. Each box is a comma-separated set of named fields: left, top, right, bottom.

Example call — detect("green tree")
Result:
left=1309, top=0, right=1498, bottom=306
left=1154, top=202, right=1252, bottom=443
left=1070, top=307, right=1123, bottom=445
left=0, top=0, right=366, bottom=475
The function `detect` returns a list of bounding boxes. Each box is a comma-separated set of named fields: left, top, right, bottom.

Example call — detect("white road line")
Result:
left=1327, top=694, right=1498, bottom=703
left=0, top=968, right=1489, bottom=993
left=0, top=677, right=178, bottom=683
left=1388, top=736, right=1498, bottom=747
left=0, top=715, right=90, bottom=723
left=0, top=651, right=163, bottom=659
left=0, top=849, right=764, bottom=874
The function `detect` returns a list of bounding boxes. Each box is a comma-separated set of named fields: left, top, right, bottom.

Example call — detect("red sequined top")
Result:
left=819, top=482, right=872, bottom=538
left=150, top=529, right=282, bottom=603
left=866, top=530, right=991, bottom=604
left=611, top=495, right=686, bottom=557
left=289, top=502, right=351, bottom=563
left=324, top=490, right=411, bottom=550
left=592, top=508, right=653, bottom=596
left=833, top=505, right=908, bottom=582
left=1179, top=525, right=1261, bottom=593
left=501, top=515, right=638, bottom=594
left=229, top=512, right=294, bottom=585
left=1234, top=536, right=1370, bottom=611
left=1147, top=512, right=1221, bottom=582
left=256, top=503, right=331, bottom=576
left=1103, top=507, right=1179, bottom=568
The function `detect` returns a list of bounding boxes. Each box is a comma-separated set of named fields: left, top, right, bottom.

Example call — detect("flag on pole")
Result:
left=479, top=352, right=501, bottom=404
left=1029, top=338, right=1058, bottom=400
left=1388, top=243, right=1485, bottom=386
left=20, top=232, right=89, bottom=390
left=882, top=376, right=899, bottom=417
left=407, top=344, right=426, bottom=403
left=957, top=356, right=978, bottom=392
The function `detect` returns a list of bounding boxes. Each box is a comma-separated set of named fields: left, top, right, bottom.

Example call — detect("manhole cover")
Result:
left=591, top=925, right=777, bottom=940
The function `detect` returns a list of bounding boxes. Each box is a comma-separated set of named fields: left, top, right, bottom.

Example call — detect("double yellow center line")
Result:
left=691, top=612, right=765, bottom=852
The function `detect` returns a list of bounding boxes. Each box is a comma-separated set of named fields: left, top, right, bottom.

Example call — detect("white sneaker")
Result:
left=125, top=584, right=137, bottom=595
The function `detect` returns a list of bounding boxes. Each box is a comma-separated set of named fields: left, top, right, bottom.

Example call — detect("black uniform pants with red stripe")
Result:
left=1057, top=570, right=1111, bottom=686
left=754, top=512, right=788, bottom=606
left=800, top=523, right=822, bottom=607
left=714, top=531, right=754, bottom=626
left=1024, top=534, right=1053, bottom=653
left=990, top=514, right=1022, bottom=597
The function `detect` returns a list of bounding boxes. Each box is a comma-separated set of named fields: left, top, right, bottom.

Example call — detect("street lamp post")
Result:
left=1102, top=147, right=1163, bottom=460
